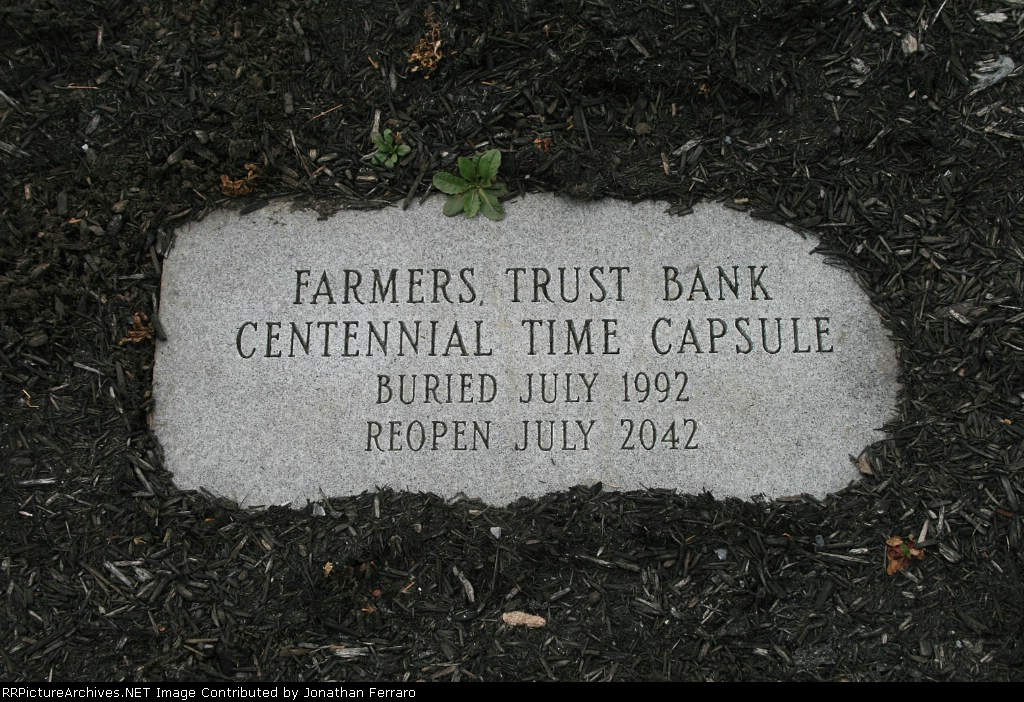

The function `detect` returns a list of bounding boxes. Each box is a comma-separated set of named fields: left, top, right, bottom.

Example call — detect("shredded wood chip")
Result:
left=502, top=611, right=546, bottom=628
left=328, top=643, right=369, bottom=658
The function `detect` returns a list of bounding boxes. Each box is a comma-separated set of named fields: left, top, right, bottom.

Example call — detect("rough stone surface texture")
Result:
left=153, top=196, right=899, bottom=506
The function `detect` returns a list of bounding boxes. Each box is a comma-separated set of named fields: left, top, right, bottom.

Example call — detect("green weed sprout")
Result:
left=371, top=129, right=411, bottom=168
left=431, top=149, right=508, bottom=221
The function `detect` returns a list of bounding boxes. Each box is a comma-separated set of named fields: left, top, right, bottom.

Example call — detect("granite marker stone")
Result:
left=153, top=196, right=899, bottom=506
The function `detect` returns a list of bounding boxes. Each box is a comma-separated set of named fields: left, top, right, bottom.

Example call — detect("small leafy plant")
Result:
left=432, top=149, right=508, bottom=221
left=371, top=129, right=411, bottom=168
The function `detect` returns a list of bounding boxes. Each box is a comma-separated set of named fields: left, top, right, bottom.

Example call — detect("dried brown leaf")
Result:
left=409, top=9, right=443, bottom=74
left=885, top=535, right=925, bottom=575
left=119, top=312, right=154, bottom=346
left=220, top=162, right=259, bottom=196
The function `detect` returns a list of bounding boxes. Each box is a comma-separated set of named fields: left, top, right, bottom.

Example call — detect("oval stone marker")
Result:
left=153, top=196, right=899, bottom=506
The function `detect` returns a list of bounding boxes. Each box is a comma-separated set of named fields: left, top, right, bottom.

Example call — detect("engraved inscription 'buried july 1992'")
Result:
left=153, top=196, right=899, bottom=507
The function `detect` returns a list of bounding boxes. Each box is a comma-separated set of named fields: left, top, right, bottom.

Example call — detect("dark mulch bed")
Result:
left=2, top=0, right=1023, bottom=682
